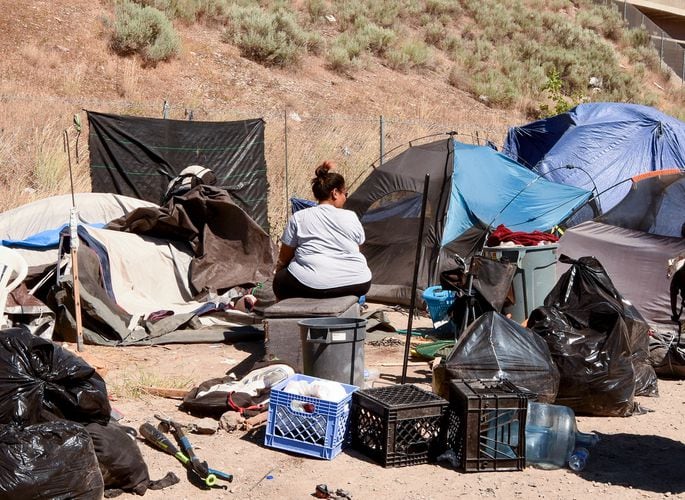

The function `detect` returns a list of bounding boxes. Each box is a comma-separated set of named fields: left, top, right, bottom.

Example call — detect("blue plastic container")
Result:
left=264, top=374, right=359, bottom=460
left=422, top=286, right=456, bottom=329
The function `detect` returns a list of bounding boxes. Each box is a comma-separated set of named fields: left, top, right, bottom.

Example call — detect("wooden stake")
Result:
left=70, top=207, right=84, bottom=352
left=64, top=130, right=83, bottom=352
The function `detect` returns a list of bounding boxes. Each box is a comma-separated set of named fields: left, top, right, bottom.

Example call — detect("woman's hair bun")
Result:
left=315, top=160, right=336, bottom=178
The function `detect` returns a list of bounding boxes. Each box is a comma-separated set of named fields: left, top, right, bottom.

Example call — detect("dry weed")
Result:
left=19, top=44, right=61, bottom=71
left=108, top=369, right=195, bottom=400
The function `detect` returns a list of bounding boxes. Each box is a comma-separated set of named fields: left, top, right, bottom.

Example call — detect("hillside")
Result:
left=0, top=0, right=682, bottom=232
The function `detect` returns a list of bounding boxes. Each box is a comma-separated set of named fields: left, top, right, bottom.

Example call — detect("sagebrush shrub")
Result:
left=357, top=22, right=396, bottom=55
left=222, top=5, right=321, bottom=67
left=111, top=1, right=181, bottom=64
left=424, top=21, right=446, bottom=49
left=384, top=40, right=430, bottom=71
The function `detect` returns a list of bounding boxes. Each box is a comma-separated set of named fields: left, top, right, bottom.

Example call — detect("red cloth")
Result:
left=486, top=224, right=559, bottom=247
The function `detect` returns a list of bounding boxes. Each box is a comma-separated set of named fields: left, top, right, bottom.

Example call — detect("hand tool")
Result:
left=139, top=423, right=225, bottom=487
left=154, top=415, right=234, bottom=484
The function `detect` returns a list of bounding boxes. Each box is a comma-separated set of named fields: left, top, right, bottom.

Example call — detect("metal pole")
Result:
left=162, top=100, right=169, bottom=119
left=284, top=109, right=289, bottom=221
left=64, top=131, right=76, bottom=207
left=401, top=173, right=430, bottom=384
left=379, top=115, right=385, bottom=166
left=623, top=1, right=626, bottom=20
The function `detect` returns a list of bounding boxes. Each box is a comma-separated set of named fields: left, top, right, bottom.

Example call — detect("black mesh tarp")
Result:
left=87, top=111, right=268, bottom=230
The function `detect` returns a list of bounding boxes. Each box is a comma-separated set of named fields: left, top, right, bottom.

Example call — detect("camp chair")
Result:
left=0, top=246, right=28, bottom=328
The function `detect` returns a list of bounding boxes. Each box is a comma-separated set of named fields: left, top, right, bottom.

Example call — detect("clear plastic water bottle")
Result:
left=568, top=446, right=589, bottom=472
left=525, top=402, right=577, bottom=469
left=525, top=402, right=598, bottom=470
left=363, top=368, right=380, bottom=389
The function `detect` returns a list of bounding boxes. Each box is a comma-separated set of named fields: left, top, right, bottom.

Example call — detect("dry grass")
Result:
left=1, top=0, right=682, bottom=241
left=0, top=90, right=504, bottom=238
left=0, top=89, right=514, bottom=240
left=108, top=368, right=195, bottom=400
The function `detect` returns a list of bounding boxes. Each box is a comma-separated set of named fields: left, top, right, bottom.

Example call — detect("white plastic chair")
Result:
left=0, top=246, right=28, bottom=328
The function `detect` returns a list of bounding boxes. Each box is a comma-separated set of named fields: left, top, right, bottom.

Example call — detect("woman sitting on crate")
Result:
left=273, top=161, right=372, bottom=301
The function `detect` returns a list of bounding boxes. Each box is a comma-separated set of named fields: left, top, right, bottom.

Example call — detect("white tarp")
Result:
left=82, top=226, right=205, bottom=316
left=0, top=193, right=157, bottom=268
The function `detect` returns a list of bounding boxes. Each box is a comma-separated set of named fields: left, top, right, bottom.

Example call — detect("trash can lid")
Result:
left=297, top=317, right=367, bottom=329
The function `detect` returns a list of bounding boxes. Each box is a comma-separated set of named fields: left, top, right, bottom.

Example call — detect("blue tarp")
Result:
left=504, top=103, right=685, bottom=214
left=2, top=223, right=105, bottom=249
left=290, top=197, right=316, bottom=214
left=442, top=141, right=591, bottom=246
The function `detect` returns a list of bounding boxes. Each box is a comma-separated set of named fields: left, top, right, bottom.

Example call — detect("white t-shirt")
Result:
left=281, top=204, right=372, bottom=289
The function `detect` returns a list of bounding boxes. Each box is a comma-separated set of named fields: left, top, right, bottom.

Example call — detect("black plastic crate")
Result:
left=350, top=384, right=448, bottom=467
left=444, top=379, right=528, bottom=472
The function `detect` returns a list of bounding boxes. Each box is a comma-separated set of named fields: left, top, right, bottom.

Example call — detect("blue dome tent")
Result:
left=504, top=103, right=685, bottom=221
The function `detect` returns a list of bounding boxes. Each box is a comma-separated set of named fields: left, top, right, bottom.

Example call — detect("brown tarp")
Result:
left=106, top=185, right=276, bottom=296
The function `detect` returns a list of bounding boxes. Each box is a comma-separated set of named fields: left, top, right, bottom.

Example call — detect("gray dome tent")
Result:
left=345, top=137, right=591, bottom=305
left=559, top=170, right=685, bottom=328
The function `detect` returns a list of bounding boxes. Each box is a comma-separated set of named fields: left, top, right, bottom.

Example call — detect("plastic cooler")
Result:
left=422, top=286, right=456, bottom=330
left=483, top=244, right=558, bottom=323
left=264, top=374, right=358, bottom=460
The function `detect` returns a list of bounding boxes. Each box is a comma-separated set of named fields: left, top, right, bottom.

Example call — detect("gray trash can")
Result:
left=484, top=244, right=559, bottom=323
left=298, top=317, right=366, bottom=387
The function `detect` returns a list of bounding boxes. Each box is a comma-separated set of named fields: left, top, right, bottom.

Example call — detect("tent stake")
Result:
left=401, top=173, right=430, bottom=384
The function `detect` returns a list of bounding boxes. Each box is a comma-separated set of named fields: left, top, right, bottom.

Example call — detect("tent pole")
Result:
left=284, top=109, right=289, bottom=225
left=401, top=173, right=430, bottom=384
left=379, top=115, right=384, bottom=166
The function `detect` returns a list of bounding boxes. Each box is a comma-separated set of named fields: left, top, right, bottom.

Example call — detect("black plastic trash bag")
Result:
left=623, top=302, right=659, bottom=396
left=0, top=327, right=111, bottom=426
left=528, top=255, right=650, bottom=416
left=649, top=329, right=685, bottom=378
left=0, top=420, right=104, bottom=500
left=86, top=422, right=152, bottom=496
left=442, top=311, right=559, bottom=403
left=86, top=422, right=179, bottom=497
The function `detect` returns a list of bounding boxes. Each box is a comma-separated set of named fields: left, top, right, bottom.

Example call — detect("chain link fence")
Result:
left=595, top=0, right=685, bottom=83
left=0, top=94, right=509, bottom=236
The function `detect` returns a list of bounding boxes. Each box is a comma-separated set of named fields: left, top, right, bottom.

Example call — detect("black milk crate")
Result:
left=350, top=384, right=448, bottom=467
left=444, top=378, right=528, bottom=472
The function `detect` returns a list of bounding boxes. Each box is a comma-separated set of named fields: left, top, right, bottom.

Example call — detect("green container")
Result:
left=298, top=317, right=366, bottom=387
left=484, top=244, right=559, bottom=323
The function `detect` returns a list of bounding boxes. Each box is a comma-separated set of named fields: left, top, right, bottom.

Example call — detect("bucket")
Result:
left=422, top=286, right=456, bottom=329
left=298, top=317, right=366, bottom=387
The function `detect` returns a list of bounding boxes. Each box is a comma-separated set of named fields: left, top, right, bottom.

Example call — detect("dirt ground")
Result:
left=71, top=306, right=685, bottom=500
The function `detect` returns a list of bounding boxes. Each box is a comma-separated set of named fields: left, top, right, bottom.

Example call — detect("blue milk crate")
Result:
left=264, top=374, right=359, bottom=460
left=422, top=285, right=456, bottom=329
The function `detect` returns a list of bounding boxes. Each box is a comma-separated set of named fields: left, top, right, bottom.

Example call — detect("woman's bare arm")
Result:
left=275, top=244, right=296, bottom=273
